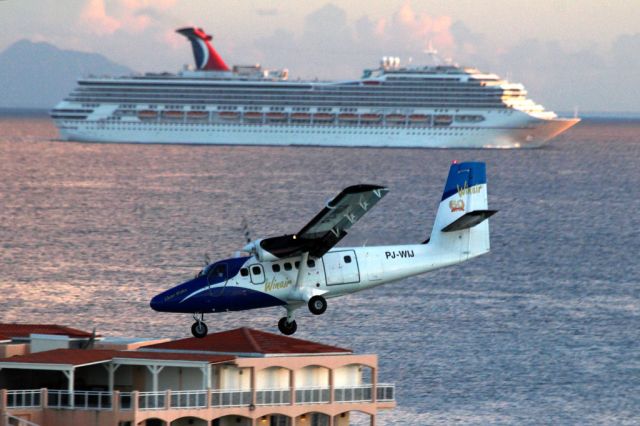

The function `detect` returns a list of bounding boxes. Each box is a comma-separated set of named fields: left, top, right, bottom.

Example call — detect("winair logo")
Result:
left=456, top=181, right=481, bottom=197
left=264, top=276, right=293, bottom=292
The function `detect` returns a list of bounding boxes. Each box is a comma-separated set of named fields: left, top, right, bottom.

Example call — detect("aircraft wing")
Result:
left=259, top=184, right=389, bottom=258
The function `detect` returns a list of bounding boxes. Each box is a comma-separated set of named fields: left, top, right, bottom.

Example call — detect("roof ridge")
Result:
left=241, top=327, right=263, bottom=353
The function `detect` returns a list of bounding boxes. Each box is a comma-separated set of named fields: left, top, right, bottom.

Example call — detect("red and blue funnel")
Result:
left=176, top=27, right=229, bottom=71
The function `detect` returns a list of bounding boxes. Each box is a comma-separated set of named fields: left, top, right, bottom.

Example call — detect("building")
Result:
left=0, top=325, right=395, bottom=426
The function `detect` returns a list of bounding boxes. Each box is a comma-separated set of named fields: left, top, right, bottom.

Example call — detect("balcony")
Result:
left=4, top=384, right=394, bottom=411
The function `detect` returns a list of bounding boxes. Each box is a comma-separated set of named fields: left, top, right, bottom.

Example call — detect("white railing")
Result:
left=210, top=389, right=252, bottom=408
left=255, top=388, right=291, bottom=406
left=6, top=390, right=41, bottom=408
left=170, top=390, right=207, bottom=408
left=295, top=387, right=330, bottom=404
left=137, top=392, right=165, bottom=410
left=47, top=390, right=112, bottom=410
left=376, top=383, right=395, bottom=402
left=334, top=385, right=372, bottom=403
left=3, top=384, right=394, bottom=413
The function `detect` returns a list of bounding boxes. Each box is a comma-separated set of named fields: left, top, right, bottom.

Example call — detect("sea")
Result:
left=0, top=113, right=638, bottom=425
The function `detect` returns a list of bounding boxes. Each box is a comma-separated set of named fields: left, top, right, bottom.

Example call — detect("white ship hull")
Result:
left=55, top=115, right=578, bottom=149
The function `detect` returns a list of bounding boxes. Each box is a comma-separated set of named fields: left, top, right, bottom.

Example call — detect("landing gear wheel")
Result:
left=278, top=317, right=297, bottom=335
left=191, top=321, right=208, bottom=338
left=308, top=296, right=327, bottom=315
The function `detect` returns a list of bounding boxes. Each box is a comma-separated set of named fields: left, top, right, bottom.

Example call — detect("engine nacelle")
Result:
left=243, top=238, right=280, bottom=262
left=242, top=234, right=310, bottom=262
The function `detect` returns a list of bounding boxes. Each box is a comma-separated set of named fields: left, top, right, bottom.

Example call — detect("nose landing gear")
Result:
left=277, top=305, right=298, bottom=335
left=191, top=313, right=208, bottom=338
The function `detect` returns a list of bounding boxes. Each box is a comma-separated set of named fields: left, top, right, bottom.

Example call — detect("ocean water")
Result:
left=0, top=116, right=638, bottom=424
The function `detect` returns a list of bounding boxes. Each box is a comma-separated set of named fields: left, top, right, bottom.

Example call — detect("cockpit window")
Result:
left=207, top=263, right=227, bottom=285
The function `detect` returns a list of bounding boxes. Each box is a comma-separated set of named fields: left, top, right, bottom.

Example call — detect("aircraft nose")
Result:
left=150, top=294, right=165, bottom=311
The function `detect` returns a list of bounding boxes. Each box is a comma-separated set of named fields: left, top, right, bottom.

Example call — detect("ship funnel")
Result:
left=176, top=27, right=230, bottom=72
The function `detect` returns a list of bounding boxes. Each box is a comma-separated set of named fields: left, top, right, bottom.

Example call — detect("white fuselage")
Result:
left=225, top=242, right=478, bottom=307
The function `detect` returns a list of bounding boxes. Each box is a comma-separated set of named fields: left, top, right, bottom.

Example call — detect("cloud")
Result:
left=80, top=0, right=121, bottom=35
left=79, top=0, right=178, bottom=35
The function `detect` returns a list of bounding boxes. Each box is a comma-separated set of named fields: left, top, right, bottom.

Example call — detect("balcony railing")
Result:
left=376, top=384, right=395, bottom=402
left=255, top=388, right=291, bottom=406
left=296, top=387, right=330, bottom=404
left=171, top=390, right=207, bottom=408
left=6, top=390, right=41, bottom=408
left=210, top=389, right=252, bottom=408
left=47, top=390, right=112, bottom=410
left=3, top=384, right=394, bottom=411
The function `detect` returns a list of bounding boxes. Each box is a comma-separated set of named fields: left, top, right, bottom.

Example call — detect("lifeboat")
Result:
left=385, top=114, right=406, bottom=123
left=266, top=112, right=287, bottom=121
left=409, top=114, right=430, bottom=123
left=360, top=113, right=382, bottom=122
left=434, top=115, right=453, bottom=126
left=244, top=112, right=263, bottom=121
left=218, top=111, right=240, bottom=120
left=291, top=113, right=311, bottom=121
left=338, top=113, right=359, bottom=122
left=186, top=111, right=208, bottom=120
left=137, top=110, right=158, bottom=120
left=312, top=113, right=334, bottom=122
left=162, top=110, right=184, bottom=120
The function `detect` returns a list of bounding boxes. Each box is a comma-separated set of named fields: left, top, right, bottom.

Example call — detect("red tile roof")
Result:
left=143, top=327, right=351, bottom=355
left=0, top=349, right=116, bottom=366
left=0, top=349, right=235, bottom=367
left=0, top=324, right=95, bottom=339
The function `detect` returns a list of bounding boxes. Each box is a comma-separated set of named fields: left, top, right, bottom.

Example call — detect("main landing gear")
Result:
left=191, top=313, right=208, bottom=338
left=308, top=295, right=327, bottom=315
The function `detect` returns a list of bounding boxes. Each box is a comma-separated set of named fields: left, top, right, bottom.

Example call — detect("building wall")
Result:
left=219, top=366, right=250, bottom=390
left=256, top=367, right=290, bottom=390
left=0, top=343, right=29, bottom=358
left=333, top=365, right=363, bottom=387
left=294, top=366, right=329, bottom=388
left=158, top=366, right=205, bottom=391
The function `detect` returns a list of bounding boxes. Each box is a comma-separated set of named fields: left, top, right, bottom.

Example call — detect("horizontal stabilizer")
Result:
left=441, top=210, right=497, bottom=232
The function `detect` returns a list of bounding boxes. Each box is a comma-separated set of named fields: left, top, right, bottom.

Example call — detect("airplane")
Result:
left=150, top=161, right=496, bottom=337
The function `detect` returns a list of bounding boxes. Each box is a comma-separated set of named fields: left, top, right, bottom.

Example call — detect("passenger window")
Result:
left=240, top=268, right=249, bottom=277
left=344, top=255, right=352, bottom=263
left=284, top=263, right=292, bottom=271
left=294, top=261, right=300, bottom=269
left=249, top=265, right=265, bottom=284
left=272, top=264, right=281, bottom=273
left=307, top=259, right=315, bottom=268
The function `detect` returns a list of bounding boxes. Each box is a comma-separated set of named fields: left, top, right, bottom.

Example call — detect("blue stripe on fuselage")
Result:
left=150, top=256, right=286, bottom=313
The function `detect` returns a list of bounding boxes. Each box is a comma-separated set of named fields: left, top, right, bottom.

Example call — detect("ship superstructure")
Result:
left=51, top=27, right=579, bottom=148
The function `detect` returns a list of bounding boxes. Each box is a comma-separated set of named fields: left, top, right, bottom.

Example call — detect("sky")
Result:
left=1, top=0, right=639, bottom=112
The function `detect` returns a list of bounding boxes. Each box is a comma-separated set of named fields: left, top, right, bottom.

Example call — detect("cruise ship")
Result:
left=51, top=27, right=579, bottom=148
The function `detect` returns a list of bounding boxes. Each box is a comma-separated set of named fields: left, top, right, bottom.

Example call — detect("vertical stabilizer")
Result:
left=176, top=27, right=230, bottom=71
left=429, top=162, right=495, bottom=260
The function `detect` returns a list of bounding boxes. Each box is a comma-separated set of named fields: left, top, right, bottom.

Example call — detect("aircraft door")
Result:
left=207, top=263, right=228, bottom=297
left=322, top=250, right=360, bottom=285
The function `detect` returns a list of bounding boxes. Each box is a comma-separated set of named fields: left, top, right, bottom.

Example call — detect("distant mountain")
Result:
left=0, top=40, right=134, bottom=109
